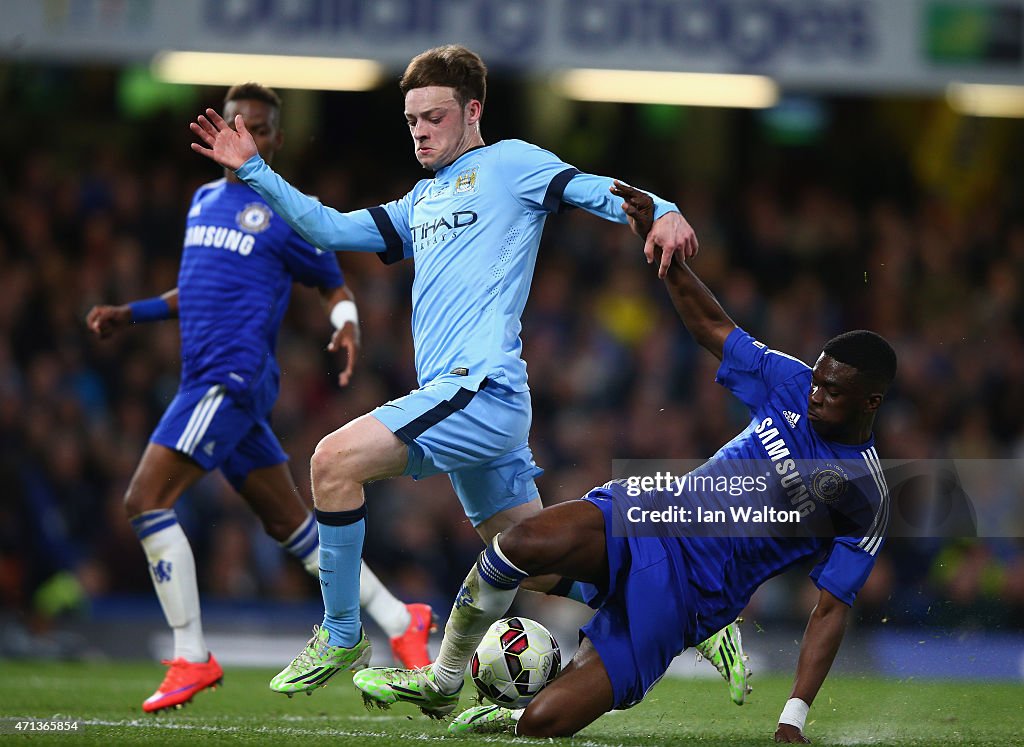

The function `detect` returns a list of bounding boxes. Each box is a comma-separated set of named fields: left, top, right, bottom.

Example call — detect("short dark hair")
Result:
left=224, top=82, right=281, bottom=122
left=823, top=330, right=897, bottom=392
left=400, top=45, right=487, bottom=109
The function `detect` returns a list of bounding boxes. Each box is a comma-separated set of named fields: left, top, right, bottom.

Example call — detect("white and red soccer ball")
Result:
left=471, top=617, right=561, bottom=709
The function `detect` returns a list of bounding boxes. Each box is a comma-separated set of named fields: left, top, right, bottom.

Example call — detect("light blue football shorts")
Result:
left=371, top=377, right=543, bottom=526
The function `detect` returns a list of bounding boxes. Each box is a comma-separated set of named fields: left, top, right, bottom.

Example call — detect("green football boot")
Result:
left=353, top=666, right=462, bottom=719
left=695, top=618, right=752, bottom=705
left=448, top=704, right=519, bottom=735
left=269, top=625, right=372, bottom=696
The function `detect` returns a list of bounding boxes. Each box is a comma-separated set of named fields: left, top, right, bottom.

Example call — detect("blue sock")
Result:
left=316, top=506, right=366, bottom=648
left=129, top=508, right=178, bottom=541
left=478, top=539, right=529, bottom=590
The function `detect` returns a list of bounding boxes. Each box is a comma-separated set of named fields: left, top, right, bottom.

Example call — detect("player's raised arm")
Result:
left=319, top=284, right=360, bottom=388
left=190, top=109, right=393, bottom=256
left=87, top=289, right=179, bottom=339
left=612, top=182, right=733, bottom=359
left=566, top=176, right=698, bottom=278
left=774, top=588, right=850, bottom=743
left=663, top=261, right=736, bottom=360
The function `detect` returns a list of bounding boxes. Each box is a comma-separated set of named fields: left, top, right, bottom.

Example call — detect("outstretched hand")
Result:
left=611, top=180, right=698, bottom=278
left=647, top=211, right=699, bottom=279
left=190, top=109, right=258, bottom=170
left=611, top=180, right=655, bottom=238
left=327, top=322, right=359, bottom=388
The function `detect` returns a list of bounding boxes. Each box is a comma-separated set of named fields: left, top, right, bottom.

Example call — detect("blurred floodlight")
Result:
left=946, top=82, right=1024, bottom=118
left=554, top=69, right=779, bottom=109
left=151, top=51, right=384, bottom=91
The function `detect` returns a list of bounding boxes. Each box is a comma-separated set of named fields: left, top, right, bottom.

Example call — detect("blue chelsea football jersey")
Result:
left=603, top=327, right=889, bottom=640
left=177, top=179, right=343, bottom=404
left=708, top=328, right=889, bottom=605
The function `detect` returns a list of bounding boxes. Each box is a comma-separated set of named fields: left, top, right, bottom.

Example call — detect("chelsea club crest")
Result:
left=236, top=203, right=272, bottom=234
left=810, top=462, right=849, bottom=504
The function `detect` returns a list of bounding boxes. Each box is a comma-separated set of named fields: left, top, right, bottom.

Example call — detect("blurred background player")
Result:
left=86, top=83, right=432, bottom=713
left=185, top=46, right=757, bottom=701
left=356, top=185, right=895, bottom=744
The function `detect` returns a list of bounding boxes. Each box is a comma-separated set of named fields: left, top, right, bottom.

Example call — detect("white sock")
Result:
left=134, top=512, right=206, bottom=662
left=431, top=548, right=523, bottom=694
left=302, top=549, right=320, bottom=577
left=360, top=562, right=410, bottom=638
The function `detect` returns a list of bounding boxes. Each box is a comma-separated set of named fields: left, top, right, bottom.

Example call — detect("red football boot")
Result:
left=142, top=653, right=224, bottom=713
left=389, top=603, right=437, bottom=669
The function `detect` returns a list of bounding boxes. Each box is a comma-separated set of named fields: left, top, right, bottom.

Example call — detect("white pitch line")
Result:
left=25, top=716, right=645, bottom=747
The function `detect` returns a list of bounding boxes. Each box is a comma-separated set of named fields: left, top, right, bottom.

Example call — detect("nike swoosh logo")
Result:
left=148, top=682, right=200, bottom=699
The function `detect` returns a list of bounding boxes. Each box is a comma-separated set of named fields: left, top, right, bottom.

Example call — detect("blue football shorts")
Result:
left=371, top=377, right=543, bottom=526
left=577, top=489, right=697, bottom=710
left=150, top=382, right=289, bottom=490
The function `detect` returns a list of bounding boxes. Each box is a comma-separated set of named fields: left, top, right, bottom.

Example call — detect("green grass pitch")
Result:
left=0, top=661, right=1018, bottom=745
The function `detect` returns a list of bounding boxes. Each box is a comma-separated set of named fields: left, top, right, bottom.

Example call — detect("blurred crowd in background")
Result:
left=2, top=66, right=1023, bottom=646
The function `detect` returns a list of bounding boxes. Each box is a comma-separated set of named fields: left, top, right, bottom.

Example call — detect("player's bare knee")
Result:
left=123, top=486, right=145, bottom=517
left=256, top=516, right=295, bottom=543
left=310, top=433, right=355, bottom=486
left=123, top=481, right=164, bottom=517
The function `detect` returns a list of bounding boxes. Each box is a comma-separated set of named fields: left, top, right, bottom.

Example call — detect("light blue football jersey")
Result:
left=236, top=140, right=679, bottom=392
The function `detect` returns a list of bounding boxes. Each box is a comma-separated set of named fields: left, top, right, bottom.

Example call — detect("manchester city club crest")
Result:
left=454, top=165, right=478, bottom=194
left=810, top=462, right=849, bottom=504
left=236, top=203, right=272, bottom=233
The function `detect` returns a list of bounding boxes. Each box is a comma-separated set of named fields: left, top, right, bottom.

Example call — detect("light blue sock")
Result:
left=316, top=506, right=365, bottom=648
left=547, top=576, right=589, bottom=605
left=566, top=581, right=587, bottom=604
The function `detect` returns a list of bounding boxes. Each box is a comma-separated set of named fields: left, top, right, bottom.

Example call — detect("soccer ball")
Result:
left=471, top=617, right=561, bottom=709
